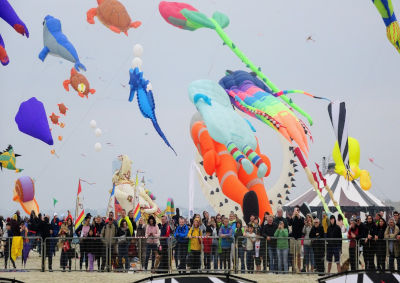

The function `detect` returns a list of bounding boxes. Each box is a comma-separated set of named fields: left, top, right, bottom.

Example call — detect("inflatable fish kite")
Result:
left=39, top=15, right=86, bottom=71
left=129, top=67, right=176, bottom=155
left=0, top=0, right=29, bottom=66
left=0, top=145, right=22, bottom=172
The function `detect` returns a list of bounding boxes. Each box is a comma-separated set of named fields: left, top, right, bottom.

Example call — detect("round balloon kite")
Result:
left=13, top=176, right=39, bottom=215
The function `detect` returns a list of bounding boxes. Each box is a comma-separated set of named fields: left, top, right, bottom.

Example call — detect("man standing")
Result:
left=326, top=215, right=342, bottom=273
left=219, top=218, right=234, bottom=270
left=101, top=212, right=117, bottom=271
left=288, top=205, right=304, bottom=272
left=118, top=209, right=133, bottom=236
left=174, top=217, right=188, bottom=273
left=310, top=218, right=325, bottom=274
left=364, top=215, right=377, bottom=270
left=393, top=211, right=400, bottom=229
left=158, top=215, right=171, bottom=273
left=274, top=208, right=288, bottom=228
left=128, top=210, right=137, bottom=236
left=262, top=215, right=277, bottom=271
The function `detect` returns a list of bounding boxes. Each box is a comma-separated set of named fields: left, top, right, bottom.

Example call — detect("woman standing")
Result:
left=376, top=218, right=387, bottom=271
left=234, top=221, right=245, bottom=273
left=58, top=219, right=73, bottom=271
left=188, top=218, right=202, bottom=271
left=144, top=216, right=160, bottom=270
left=117, top=220, right=132, bottom=271
left=136, top=218, right=146, bottom=270
left=347, top=219, right=359, bottom=271
left=302, top=214, right=314, bottom=273
left=209, top=217, right=219, bottom=270
left=274, top=221, right=289, bottom=272
left=79, top=217, right=91, bottom=271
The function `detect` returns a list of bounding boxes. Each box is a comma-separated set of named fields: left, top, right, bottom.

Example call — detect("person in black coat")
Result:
left=288, top=206, right=304, bottom=272
left=364, top=215, right=377, bottom=270
left=326, top=215, right=342, bottom=273
left=117, top=220, right=132, bottom=271
left=375, top=218, right=387, bottom=271
left=262, top=215, right=278, bottom=272
left=309, top=218, right=325, bottom=274
left=39, top=216, right=53, bottom=271
left=92, top=216, right=105, bottom=271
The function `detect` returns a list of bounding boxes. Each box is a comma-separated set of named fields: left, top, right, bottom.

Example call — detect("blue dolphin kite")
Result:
left=129, top=67, right=176, bottom=155
left=38, top=15, right=86, bottom=71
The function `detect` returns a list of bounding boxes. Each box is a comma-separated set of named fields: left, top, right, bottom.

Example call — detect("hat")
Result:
left=54, top=212, right=58, bottom=217
left=12, top=176, right=39, bottom=215
left=86, top=213, right=92, bottom=218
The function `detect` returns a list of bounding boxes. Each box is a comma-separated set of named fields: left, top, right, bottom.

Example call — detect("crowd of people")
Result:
left=0, top=206, right=400, bottom=274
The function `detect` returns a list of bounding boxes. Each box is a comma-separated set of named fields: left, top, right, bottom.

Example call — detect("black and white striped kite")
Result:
left=328, top=101, right=349, bottom=170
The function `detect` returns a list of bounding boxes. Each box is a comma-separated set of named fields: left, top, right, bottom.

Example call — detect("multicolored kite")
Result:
left=0, top=145, right=22, bottom=172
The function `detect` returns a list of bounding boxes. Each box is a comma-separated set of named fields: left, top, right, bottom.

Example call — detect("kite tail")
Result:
left=150, top=116, right=177, bottom=155
left=274, top=90, right=331, bottom=102
left=74, top=62, right=86, bottom=72
left=387, top=21, right=400, bottom=53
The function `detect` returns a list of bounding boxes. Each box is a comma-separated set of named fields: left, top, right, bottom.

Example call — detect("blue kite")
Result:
left=128, top=67, right=176, bottom=155
left=15, top=97, right=54, bottom=145
left=38, top=15, right=86, bottom=71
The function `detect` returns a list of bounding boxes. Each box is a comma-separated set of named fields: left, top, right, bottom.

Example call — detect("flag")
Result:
left=106, top=184, right=115, bottom=216
left=74, top=179, right=85, bottom=230
left=133, top=203, right=141, bottom=222
left=53, top=198, right=58, bottom=207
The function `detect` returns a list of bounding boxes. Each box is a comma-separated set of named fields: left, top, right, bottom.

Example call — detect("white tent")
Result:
left=283, top=172, right=392, bottom=215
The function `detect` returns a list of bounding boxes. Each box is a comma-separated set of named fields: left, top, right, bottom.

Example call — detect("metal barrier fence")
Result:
left=2, top=235, right=399, bottom=273
left=0, top=237, right=43, bottom=271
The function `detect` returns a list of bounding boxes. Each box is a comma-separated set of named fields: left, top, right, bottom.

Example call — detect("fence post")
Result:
left=355, top=239, right=359, bottom=271
left=234, top=238, right=238, bottom=274
left=42, top=238, right=46, bottom=272
left=168, top=237, right=172, bottom=274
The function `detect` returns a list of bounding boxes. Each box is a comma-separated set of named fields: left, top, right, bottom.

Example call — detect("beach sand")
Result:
left=0, top=272, right=320, bottom=283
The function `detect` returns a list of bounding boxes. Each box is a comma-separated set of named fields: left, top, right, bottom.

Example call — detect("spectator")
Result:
left=79, top=217, right=91, bottom=271
left=337, top=214, right=346, bottom=234
left=3, top=222, right=16, bottom=269
left=172, top=208, right=180, bottom=229
left=385, top=217, right=400, bottom=271
left=216, top=214, right=222, bottom=232
left=85, top=228, right=97, bottom=272
left=202, top=211, right=210, bottom=227
left=376, top=217, right=387, bottom=271
left=92, top=215, right=105, bottom=270
left=188, top=218, right=202, bottom=271
left=40, top=215, right=53, bottom=272
left=118, top=209, right=133, bottom=236
left=245, top=224, right=256, bottom=273
left=50, top=213, right=60, bottom=256
left=127, top=210, right=137, bottom=236
left=288, top=205, right=304, bottom=272
left=310, top=218, right=325, bottom=274
left=101, top=212, right=117, bottom=271
left=58, top=219, right=73, bottom=271
left=203, top=227, right=213, bottom=270
left=364, top=214, right=377, bottom=270
left=254, top=230, right=262, bottom=272
left=326, top=215, right=342, bottom=274
left=302, top=214, right=314, bottom=273
left=274, top=221, right=289, bottom=273
left=347, top=218, right=359, bottom=271
left=234, top=220, right=245, bottom=273
left=394, top=211, right=400, bottom=229
left=219, top=217, right=233, bottom=270
left=135, top=218, right=146, bottom=270
left=144, top=215, right=159, bottom=271
left=274, top=208, right=288, bottom=228
left=158, top=215, right=171, bottom=272
left=28, top=211, right=39, bottom=253
left=209, top=217, right=219, bottom=270
left=174, top=216, right=188, bottom=273
left=262, top=214, right=277, bottom=272
left=117, top=219, right=132, bottom=271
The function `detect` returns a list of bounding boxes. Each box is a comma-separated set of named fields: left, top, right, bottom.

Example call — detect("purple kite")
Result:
left=15, top=97, right=54, bottom=145
left=0, top=0, right=29, bottom=66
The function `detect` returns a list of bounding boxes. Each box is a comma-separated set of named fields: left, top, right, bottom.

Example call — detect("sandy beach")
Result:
left=0, top=271, right=320, bottom=283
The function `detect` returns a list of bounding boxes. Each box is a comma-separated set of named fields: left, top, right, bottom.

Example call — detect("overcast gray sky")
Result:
left=1, top=0, right=399, bottom=216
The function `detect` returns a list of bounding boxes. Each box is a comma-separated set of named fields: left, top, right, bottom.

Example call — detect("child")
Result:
left=245, top=224, right=256, bottom=274
left=254, top=230, right=261, bottom=272
left=85, top=229, right=95, bottom=271
left=203, top=227, right=213, bottom=270
left=3, top=222, right=16, bottom=269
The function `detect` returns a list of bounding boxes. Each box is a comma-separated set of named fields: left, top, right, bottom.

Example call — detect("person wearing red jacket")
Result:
left=203, top=227, right=213, bottom=270
left=347, top=219, right=359, bottom=271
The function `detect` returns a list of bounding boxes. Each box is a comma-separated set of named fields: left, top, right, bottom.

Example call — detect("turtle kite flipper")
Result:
left=150, top=115, right=177, bottom=156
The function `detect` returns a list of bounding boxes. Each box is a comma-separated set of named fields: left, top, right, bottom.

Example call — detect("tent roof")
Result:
left=284, top=173, right=389, bottom=209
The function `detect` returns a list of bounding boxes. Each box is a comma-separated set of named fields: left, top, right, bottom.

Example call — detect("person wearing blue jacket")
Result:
left=219, top=218, right=234, bottom=270
left=174, top=217, right=189, bottom=273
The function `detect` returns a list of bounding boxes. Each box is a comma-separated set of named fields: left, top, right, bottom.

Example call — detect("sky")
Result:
left=1, top=0, right=399, bottom=216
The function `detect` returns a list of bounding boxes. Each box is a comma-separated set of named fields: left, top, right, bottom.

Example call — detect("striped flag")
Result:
left=106, top=184, right=115, bottom=216
left=74, top=179, right=85, bottom=230
left=328, top=101, right=349, bottom=169
left=133, top=203, right=141, bottom=222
